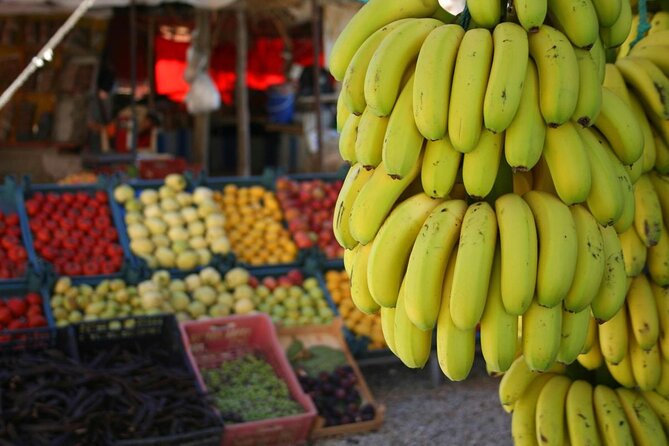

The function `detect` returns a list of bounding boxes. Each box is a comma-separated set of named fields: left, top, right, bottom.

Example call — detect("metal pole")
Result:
left=147, top=14, right=156, bottom=109
left=192, top=9, right=211, bottom=174
left=236, top=4, right=251, bottom=176
left=130, top=0, right=138, bottom=159
left=311, top=0, right=323, bottom=172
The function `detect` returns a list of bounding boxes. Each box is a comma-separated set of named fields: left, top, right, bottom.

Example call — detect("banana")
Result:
left=343, top=248, right=355, bottom=274
left=355, top=107, right=388, bottom=168
left=449, top=201, right=497, bottom=330
left=616, top=387, right=668, bottom=446
left=633, top=30, right=669, bottom=48
left=341, top=19, right=412, bottom=114
left=349, top=157, right=422, bottom=245
left=591, top=225, right=627, bottom=322
left=339, top=113, right=361, bottom=163
left=629, top=44, right=669, bottom=75
left=603, top=63, right=631, bottom=105
left=590, top=37, right=607, bottom=83
left=336, top=93, right=352, bottom=132
left=349, top=242, right=380, bottom=315
left=629, top=95, right=657, bottom=173
left=591, top=0, right=622, bottom=27
left=619, top=226, right=648, bottom=276
left=366, top=193, right=442, bottom=307
left=532, top=156, right=558, bottom=196
left=512, top=373, right=557, bottom=446
left=616, top=57, right=669, bottom=120
left=436, top=248, right=477, bottom=381
left=625, top=155, right=644, bottom=184
left=512, top=0, right=547, bottom=32
left=565, top=380, right=601, bottom=446
left=650, top=11, right=669, bottom=34
left=564, top=205, right=606, bottom=312
left=394, top=280, right=433, bottom=368
left=329, top=0, right=440, bottom=81
left=382, top=73, right=425, bottom=179
left=648, top=225, right=669, bottom=286
left=606, top=350, right=637, bottom=389
left=513, top=171, right=535, bottom=195
left=481, top=249, right=519, bottom=373
left=504, top=59, right=546, bottom=171
left=413, top=24, right=464, bottom=140
left=577, top=334, right=604, bottom=370
left=641, top=391, right=669, bottom=432
left=617, top=13, right=640, bottom=59
left=523, top=191, right=578, bottom=308
left=333, top=163, right=375, bottom=249
left=577, top=126, right=625, bottom=226
left=499, top=356, right=540, bottom=412
left=543, top=122, right=592, bottom=205
left=462, top=129, right=504, bottom=199
left=598, top=304, right=629, bottom=364
left=365, top=19, right=442, bottom=117
left=572, top=48, right=602, bottom=127
left=657, top=359, right=669, bottom=398
left=523, top=299, right=563, bottom=372
left=655, top=128, right=669, bottom=175
left=651, top=281, right=669, bottom=359
left=466, top=0, right=502, bottom=28
left=535, top=374, right=572, bottom=446
left=594, top=88, right=644, bottom=166
left=404, top=199, right=467, bottom=330
left=495, top=193, right=538, bottom=315
left=593, top=385, right=635, bottom=446
left=627, top=274, right=661, bottom=350
left=557, top=306, right=591, bottom=364
left=448, top=28, right=494, bottom=153
left=651, top=172, right=669, bottom=226
left=546, top=0, right=598, bottom=48
left=484, top=22, right=529, bottom=133
left=380, top=306, right=398, bottom=356
left=582, top=315, right=598, bottom=354
left=606, top=146, right=636, bottom=234
left=528, top=25, right=580, bottom=127
left=634, top=174, right=664, bottom=247
left=600, top=0, right=632, bottom=49
left=630, top=335, right=662, bottom=391
left=420, top=137, right=462, bottom=198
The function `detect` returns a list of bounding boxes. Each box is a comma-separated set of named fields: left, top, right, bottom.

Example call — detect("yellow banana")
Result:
left=572, top=48, right=602, bottom=127
left=349, top=157, right=422, bottom=245
left=557, top=305, right=591, bottom=364
left=606, top=350, right=637, bottom=389
left=591, top=225, right=627, bottom=322
left=630, top=335, right=662, bottom=391
left=528, top=25, right=580, bottom=127
left=634, top=174, right=664, bottom=247
left=547, top=0, right=599, bottom=48
left=633, top=30, right=669, bottom=48
left=349, top=242, right=380, bottom=314
left=355, top=107, right=388, bottom=168
left=650, top=172, right=669, bottom=226
left=650, top=11, right=669, bottom=34
left=651, top=280, right=669, bottom=359
left=448, top=28, right=494, bottom=153
left=462, top=129, right=504, bottom=199
left=535, top=374, right=572, bottom=446
left=413, top=24, right=465, bottom=140
left=499, top=355, right=541, bottom=411
left=466, top=0, right=502, bottom=28
left=629, top=44, right=669, bottom=75
left=590, top=37, right=607, bottom=83
left=504, top=59, right=546, bottom=171
left=523, top=299, right=563, bottom=372
left=657, top=360, right=669, bottom=398
left=629, top=95, right=657, bottom=173
left=343, top=248, right=355, bottom=274
left=648, top=225, right=669, bottom=286
left=577, top=333, right=604, bottom=370
left=617, top=12, right=640, bottom=59
left=627, top=274, right=661, bottom=350
left=333, top=163, right=374, bottom=249
left=593, top=385, right=635, bottom=446
left=592, top=0, right=622, bottom=27
left=513, top=171, right=534, bottom=195
left=543, top=122, right=592, bottom=205
left=365, top=18, right=442, bottom=117
left=616, top=387, right=668, bottom=446
left=420, top=137, right=462, bottom=198
left=603, top=63, right=631, bottom=105
left=655, top=128, right=669, bottom=175
left=382, top=73, right=425, bottom=179
left=480, top=249, right=519, bottom=373
left=495, top=193, right=538, bottom=316
left=336, top=93, right=352, bottom=132
left=524, top=190, right=578, bottom=308
left=616, top=57, right=669, bottom=120
left=484, top=22, right=529, bottom=133
left=565, top=205, right=606, bottom=312
left=393, top=280, right=433, bottom=368
left=329, top=0, right=440, bottom=81
left=641, top=391, right=669, bottom=432
left=606, top=145, right=636, bottom=234
left=341, top=19, right=412, bottom=114
left=366, top=193, right=442, bottom=307
left=380, top=306, right=398, bottom=356
left=450, top=201, right=498, bottom=330
left=436, top=248, right=477, bottom=381
left=512, top=0, right=547, bottom=32
left=512, top=373, right=557, bottom=446
left=531, top=156, right=558, bottom=196
left=619, top=226, right=647, bottom=276
left=581, top=315, right=598, bottom=354
left=566, top=380, right=601, bottom=446
left=600, top=0, right=633, bottom=49
left=404, top=199, right=467, bottom=330
left=598, top=304, right=629, bottom=364
left=594, top=88, right=644, bottom=166
left=339, top=113, right=360, bottom=163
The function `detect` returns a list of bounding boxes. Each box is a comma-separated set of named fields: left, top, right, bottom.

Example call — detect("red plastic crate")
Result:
left=179, top=314, right=317, bottom=446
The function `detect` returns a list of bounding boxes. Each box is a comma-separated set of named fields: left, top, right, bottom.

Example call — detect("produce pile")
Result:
left=212, top=184, right=298, bottom=266
left=324, top=270, right=385, bottom=350
left=0, top=211, right=27, bottom=279
left=57, top=171, right=97, bottom=185
left=330, top=0, right=669, bottom=442
left=114, top=174, right=231, bottom=271
left=275, top=177, right=344, bottom=259
left=0, top=292, right=47, bottom=333
left=25, top=190, right=124, bottom=276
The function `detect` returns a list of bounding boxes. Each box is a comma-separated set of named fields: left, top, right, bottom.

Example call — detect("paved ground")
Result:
left=313, top=354, right=513, bottom=446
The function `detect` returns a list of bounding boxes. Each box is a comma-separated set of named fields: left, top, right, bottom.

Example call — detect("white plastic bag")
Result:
left=185, top=72, right=221, bottom=114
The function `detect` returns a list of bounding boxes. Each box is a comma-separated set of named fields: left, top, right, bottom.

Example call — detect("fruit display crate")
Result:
left=0, top=277, right=55, bottom=333
left=18, top=178, right=137, bottom=281
left=0, top=178, right=38, bottom=286
left=277, top=318, right=385, bottom=439
left=179, top=313, right=318, bottom=446
left=71, top=314, right=225, bottom=446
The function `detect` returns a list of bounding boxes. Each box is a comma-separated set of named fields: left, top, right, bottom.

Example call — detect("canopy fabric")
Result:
left=0, top=0, right=238, bottom=14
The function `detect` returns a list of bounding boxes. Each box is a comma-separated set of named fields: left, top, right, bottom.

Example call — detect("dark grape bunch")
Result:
left=297, top=365, right=376, bottom=427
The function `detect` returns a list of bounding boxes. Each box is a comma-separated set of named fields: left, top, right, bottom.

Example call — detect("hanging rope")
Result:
left=630, top=0, right=651, bottom=49
left=0, top=0, right=97, bottom=111
left=457, top=5, right=471, bottom=30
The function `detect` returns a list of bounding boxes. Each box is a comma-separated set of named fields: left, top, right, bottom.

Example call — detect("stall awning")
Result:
left=0, top=0, right=238, bottom=14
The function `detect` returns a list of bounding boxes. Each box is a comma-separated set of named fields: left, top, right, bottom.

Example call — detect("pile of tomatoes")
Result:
left=0, top=211, right=28, bottom=279
left=0, top=292, right=47, bottom=332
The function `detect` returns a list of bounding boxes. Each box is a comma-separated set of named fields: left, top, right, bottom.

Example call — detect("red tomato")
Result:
left=95, top=190, right=108, bottom=204
left=0, top=307, right=11, bottom=325
left=5, top=214, right=19, bottom=226
left=7, top=298, right=26, bottom=317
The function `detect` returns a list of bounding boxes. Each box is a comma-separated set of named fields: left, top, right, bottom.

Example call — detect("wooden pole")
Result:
left=236, top=5, right=251, bottom=176
left=147, top=14, right=156, bottom=110
left=192, top=9, right=211, bottom=174
left=311, top=0, right=323, bottom=172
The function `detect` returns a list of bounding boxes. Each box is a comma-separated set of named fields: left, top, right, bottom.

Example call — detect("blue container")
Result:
left=267, top=88, right=295, bottom=124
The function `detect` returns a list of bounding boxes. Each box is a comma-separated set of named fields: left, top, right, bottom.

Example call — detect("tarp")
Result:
left=0, top=0, right=238, bottom=14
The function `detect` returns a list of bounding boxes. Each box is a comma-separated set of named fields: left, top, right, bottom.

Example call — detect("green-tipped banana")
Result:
left=566, top=380, right=601, bottom=446
left=547, top=0, right=598, bottom=48
left=591, top=225, right=627, bottom=322
left=512, top=0, right=547, bottom=32
left=628, top=95, right=657, bottom=173
left=420, top=137, right=462, bottom=198
left=592, top=0, right=621, bottom=27
left=333, top=163, right=374, bottom=249
left=572, top=48, right=602, bottom=127
left=466, top=0, right=502, bottom=28
left=543, top=122, right=592, bottom=205
left=462, top=129, right=503, bottom=200
left=600, top=0, right=632, bottom=49
left=590, top=37, right=607, bottom=83
left=557, top=305, right=591, bottom=365
left=603, top=63, right=631, bottom=105
left=523, top=299, right=563, bottom=372
left=594, top=88, right=644, bottom=166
